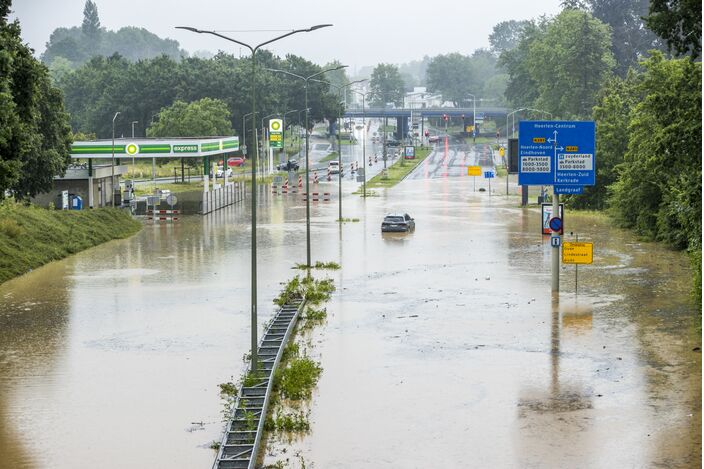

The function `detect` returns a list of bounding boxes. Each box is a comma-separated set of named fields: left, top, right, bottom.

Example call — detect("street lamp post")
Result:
left=466, top=94, right=477, bottom=143
left=130, top=120, right=138, bottom=178
left=350, top=89, right=368, bottom=197
left=297, top=108, right=309, bottom=158
left=111, top=111, right=120, bottom=207
left=176, top=23, right=332, bottom=374
left=242, top=111, right=255, bottom=159
left=265, top=65, right=348, bottom=268
left=283, top=109, right=298, bottom=158
left=311, top=78, right=366, bottom=222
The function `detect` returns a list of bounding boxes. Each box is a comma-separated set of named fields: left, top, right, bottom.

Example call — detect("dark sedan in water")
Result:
left=381, top=213, right=415, bottom=232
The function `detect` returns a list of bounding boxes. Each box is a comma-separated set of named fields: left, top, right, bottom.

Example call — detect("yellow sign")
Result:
left=499, top=147, right=505, bottom=157
left=466, top=125, right=474, bottom=133
left=467, top=165, right=482, bottom=176
left=566, top=146, right=578, bottom=152
left=562, top=242, right=593, bottom=264
left=533, top=137, right=546, bottom=143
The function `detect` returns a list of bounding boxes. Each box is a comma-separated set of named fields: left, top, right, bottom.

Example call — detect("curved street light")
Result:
left=176, top=23, right=333, bottom=373
left=265, top=65, right=348, bottom=268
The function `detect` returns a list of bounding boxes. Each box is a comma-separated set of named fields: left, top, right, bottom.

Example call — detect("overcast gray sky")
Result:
left=10, top=0, right=562, bottom=72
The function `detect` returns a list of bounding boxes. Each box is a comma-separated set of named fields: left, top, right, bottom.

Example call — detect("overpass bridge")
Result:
left=343, top=106, right=508, bottom=119
left=343, top=107, right=508, bottom=138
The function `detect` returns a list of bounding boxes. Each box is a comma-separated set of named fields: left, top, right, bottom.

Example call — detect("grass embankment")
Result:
left=0, top=202, right=141, bottom=284
left=362, top=147, right=432, bottom=191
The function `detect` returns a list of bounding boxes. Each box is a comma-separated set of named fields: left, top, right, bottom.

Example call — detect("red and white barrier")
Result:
left=302, top=192, right=332, bottom=201
left=298, top=175, right=303, bottom=188
left=313, top=171, right=319, bottom=184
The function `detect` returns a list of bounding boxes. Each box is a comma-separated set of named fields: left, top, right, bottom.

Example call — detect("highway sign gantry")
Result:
left=518, top=121, right=595, bottom=187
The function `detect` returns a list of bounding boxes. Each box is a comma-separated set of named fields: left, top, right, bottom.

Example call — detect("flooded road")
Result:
left=0, top=143, right=700, bottom=468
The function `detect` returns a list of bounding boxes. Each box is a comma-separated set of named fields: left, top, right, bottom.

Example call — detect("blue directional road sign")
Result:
left=484, top=171, right=495, bottom=179
left=518, top=121, right=596, bottom=186
left=554, top=185, right=584, bottom=195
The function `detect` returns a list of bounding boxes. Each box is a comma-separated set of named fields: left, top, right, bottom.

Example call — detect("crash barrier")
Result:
left=302, top=192, right=331, bottom=202
left=147, top=209, right=179, bottom=222
left=213, top=298, right=305, bottom=469
left=202, top=182, right=245, bottom=215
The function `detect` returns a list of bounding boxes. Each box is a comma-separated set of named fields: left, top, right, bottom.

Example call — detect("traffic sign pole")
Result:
left=552, top=191, right=560, bottom=293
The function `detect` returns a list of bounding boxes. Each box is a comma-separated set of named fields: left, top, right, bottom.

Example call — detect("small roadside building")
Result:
left=32, top=136, right=240, bottom=209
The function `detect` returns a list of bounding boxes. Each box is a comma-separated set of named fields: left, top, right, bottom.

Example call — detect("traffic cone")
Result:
left=327, top=170, right=331, bottom=182
left=368, top=156, right=372, bottom=167
left=350, top=162, right=355, bottom=173
left=313, top=171, right=319, bottom=184
left=298, top=175, right=303, bottom=187
left=374, top=155, right=378, bottom=163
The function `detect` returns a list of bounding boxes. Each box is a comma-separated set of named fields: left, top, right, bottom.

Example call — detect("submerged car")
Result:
left=428, top=135, right=441, bottom=143
left=277, top=159, right=299, bottom=171
left=381, top=213, right=415, bottom=233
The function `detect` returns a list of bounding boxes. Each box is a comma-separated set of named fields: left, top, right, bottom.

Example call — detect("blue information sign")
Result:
left=518, top=121, right=596, bottom=186
left=484, top=171, right=495, bottom=179
left=554, top=185, right=584, bottom=195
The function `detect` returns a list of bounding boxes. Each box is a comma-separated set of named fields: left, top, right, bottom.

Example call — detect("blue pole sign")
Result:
left=484, top=171, right=495, bottom=179
left=518, top=121, right=596, bottom=186
left=554, top=185, right=584, bottom=195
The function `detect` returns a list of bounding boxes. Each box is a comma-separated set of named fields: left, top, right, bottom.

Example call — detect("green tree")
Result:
left=646, top=0, right=702, bottom=58
left=567, top=71, right=640, bottom=209
left=369, top=63, right=404, bottom=107
left=582, top=0, right=665, bottom=76
left=81, top=0, right=101, bottom=42
left=489, top=20, right=531, bottom=55
left=526, top=10, right=615, bottom=118
left=499, top=19, right=546, bottom=107
left=426, top=53, right=474, bottom=106
left=147, top=98, right=234, bottom=137
left=609, top=53, right=701, bottom=249
left=0, top=0, right=72, bottom=199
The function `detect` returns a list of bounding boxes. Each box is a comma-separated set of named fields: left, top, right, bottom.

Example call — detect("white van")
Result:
left=328, top=160, right=341, bottom=174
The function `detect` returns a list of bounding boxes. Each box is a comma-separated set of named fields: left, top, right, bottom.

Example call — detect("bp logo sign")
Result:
left=126, top=143, right=139, bottom=155
left=269, top=119, right=283, bottom=149
left=270, top=119, right=282, bottom=132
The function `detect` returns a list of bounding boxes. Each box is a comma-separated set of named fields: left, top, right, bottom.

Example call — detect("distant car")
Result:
left=381, top=213, right=415, bottom=233
left=211, top=166, right=232, bottom=178
left=428, top=135, right=441, bottom=143
left=328, top=160, right=342, bottom=175
left=277, top=159, right=299, bottom=171
left=227, top=156, right=245, bottom=167
left=386, top=139, right=401, bottom=147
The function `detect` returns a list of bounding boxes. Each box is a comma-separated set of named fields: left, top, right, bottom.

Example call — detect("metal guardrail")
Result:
left=213, top=297, right=305, bottom=469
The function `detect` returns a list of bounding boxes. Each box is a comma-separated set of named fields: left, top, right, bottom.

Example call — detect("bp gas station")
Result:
left=65, top=137, right=240, bottom=207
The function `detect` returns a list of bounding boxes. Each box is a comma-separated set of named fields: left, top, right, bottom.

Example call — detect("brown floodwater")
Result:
left=0, top=145, right=700, bottom=468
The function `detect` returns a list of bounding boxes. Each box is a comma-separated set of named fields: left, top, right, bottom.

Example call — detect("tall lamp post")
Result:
left=350, top=89, right=368, bottom=198
left=265, top=65, right=348, bottom=268
left=130, top=120, right=138, bottom=177
left=176, top=23, right=333, bottom=374
left=311, top=78, right=366, bottom=222
left=242, top=111, right=256, bottom=159
left=297, top=108, right=309, bottom=157
left=282, top=109, right=298, bottom=156
left=111, top=111, right=120, bottom=207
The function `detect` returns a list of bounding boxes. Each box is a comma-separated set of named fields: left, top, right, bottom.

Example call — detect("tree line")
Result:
left=500, top=1, right=701, bottom=301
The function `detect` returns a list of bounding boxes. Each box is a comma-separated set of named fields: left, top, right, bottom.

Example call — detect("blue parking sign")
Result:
left=518, top=121, right=596, bottom=186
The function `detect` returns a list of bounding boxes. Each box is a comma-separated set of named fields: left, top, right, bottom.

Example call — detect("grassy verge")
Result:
left=0, top=202, right=141, bottom=284
left=319, top=152, right=338, bottom=163
left=362, top=147, right=432, bottom=191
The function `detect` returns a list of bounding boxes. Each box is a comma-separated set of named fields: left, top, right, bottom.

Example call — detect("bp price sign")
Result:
left=518, top=121, right=595, bottom=186
left=269, top=118, right=283, bottom=149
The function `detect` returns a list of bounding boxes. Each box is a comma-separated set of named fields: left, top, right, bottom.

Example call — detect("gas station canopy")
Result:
left=70, top=137, right=240, bottom=159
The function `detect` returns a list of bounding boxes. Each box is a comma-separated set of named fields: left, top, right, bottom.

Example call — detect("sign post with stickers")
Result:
left=518, top=120, right=596, bottom=293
